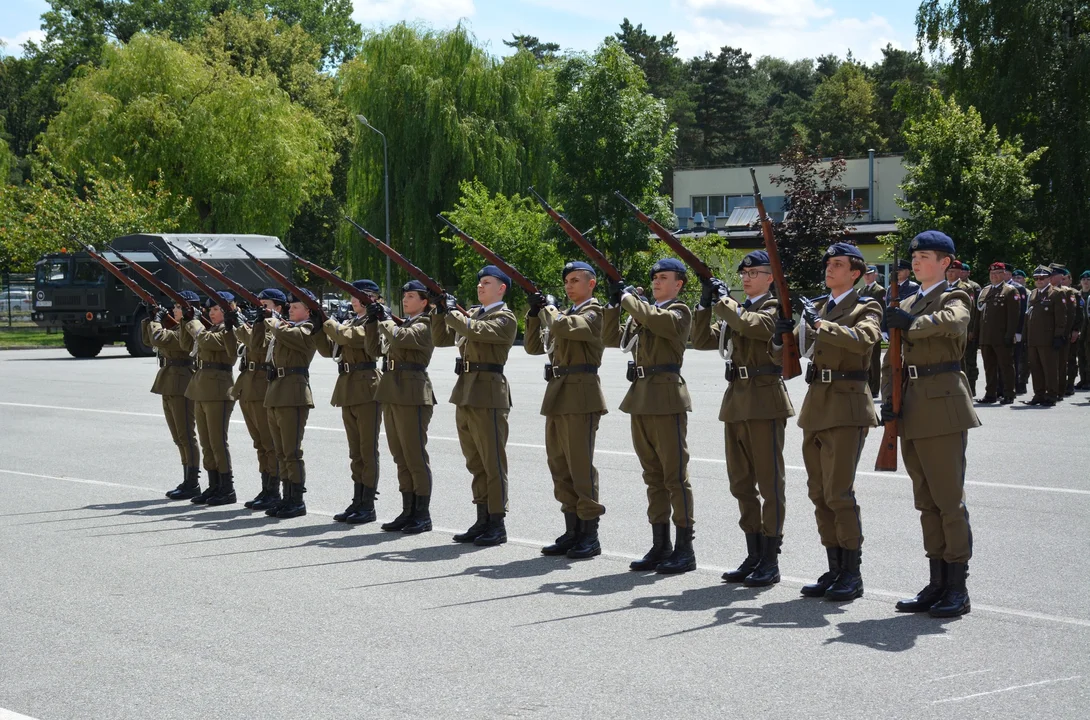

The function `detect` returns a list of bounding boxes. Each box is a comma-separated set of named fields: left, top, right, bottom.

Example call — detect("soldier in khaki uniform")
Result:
left=858, top=265, right=886, bottom=399
left=232, top=288, right=283, bottom=510
left=144, top=291, right=201, bottom=499
left=603, top=258, right=697, bottom=575
left=975, top=262, right=1021, bottom=404
left=1051, top=266, right=1083, bottom=396
left=1024, top=266, right=1067, bottom=406
left=774, top=243, right=881, bottom=602
left=365, top=280, right=437, bottom=534
left=947, top=260, right=980, bottom=397
left=1010, top=268, right=1030, bottom=394
left=1077, top=271, right=1090, bottom=389
left=524, top=261, right=608, bottom=559
left=883, top=230, right=980, bottom=618
left=183, top=291, right=239, bottom=506
left=317, top=280, right=383, bottom=525
left=262, top=289, right=319, bottom=518
left=432, top=266, right=518, bottom=546
left=692, top=250, right=795, bottom=586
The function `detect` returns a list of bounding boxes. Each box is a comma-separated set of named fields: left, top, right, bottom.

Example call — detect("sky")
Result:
left=2, top=0, right=924, bottom=63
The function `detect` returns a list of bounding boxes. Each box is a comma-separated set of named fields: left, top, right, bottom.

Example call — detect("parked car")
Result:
left=0, top=288, right=32, bottom=314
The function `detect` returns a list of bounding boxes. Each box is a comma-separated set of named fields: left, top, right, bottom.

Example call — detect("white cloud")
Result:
left=353, top=0, right=476, bottom=28
left=0, top=29, right=46, bottom=56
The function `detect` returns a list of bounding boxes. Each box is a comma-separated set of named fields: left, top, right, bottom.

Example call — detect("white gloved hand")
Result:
left=1015, top=333, right=1022, bottom=343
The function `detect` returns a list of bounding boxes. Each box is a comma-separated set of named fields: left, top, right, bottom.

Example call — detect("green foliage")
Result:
left=41, top=33, right=334, bottom=238
left=868, top=44, right=939, bottom=152
left=630, top=235, right=746, bottom=302
left=808, top=60, right=885, bottom=156
left=895, top=89, right=1043, bottom=274
left=688, top=47, right=760, bottom=165
left=502, top=35, right=560, bottom=63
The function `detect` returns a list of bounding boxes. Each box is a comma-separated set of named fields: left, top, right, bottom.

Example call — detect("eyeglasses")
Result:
left=740, top=270, right=772, bottom=279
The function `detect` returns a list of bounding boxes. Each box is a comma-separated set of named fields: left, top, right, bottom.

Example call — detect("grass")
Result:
left=0, top=328, right=66, bottom=349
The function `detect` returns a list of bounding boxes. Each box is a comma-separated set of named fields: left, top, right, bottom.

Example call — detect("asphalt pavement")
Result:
left=1, top=343, right=1088, bottom=719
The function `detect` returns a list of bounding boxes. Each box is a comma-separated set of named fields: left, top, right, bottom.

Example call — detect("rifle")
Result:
left=166, top=241, right=263, bottom=308
left=437, top=215, right=539, bottom=294
left=613, top=191, right=714, bottom=281
left=235, top=244, right=325, bottom=317
left=750, top=169, right=802, bottom=380
left=527, top=187, right=623, bottom=283
left=107, top=245, right=210, bottom=328
left=77, top=240, right=176, bottom=328
left=151, top=248, right=233, bottom=313
left=277, top=240, right=403, bottom=322
left=875, top=248, right=903, bottom=472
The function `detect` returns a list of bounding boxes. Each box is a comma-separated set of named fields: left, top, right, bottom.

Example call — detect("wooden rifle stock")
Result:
left=277, top=241, right=403, bottom=322
left=166, top=242, right=263, bottom=308
left=235, top=244, right=324, bottom=316
left=107, top=245, right=209, bottom=328
left=437, top=215, right=539, bottom=294
left=343, top=217, right=447, bottom=296
left=613, top=191, right=714, bottom=281
left=875, top=251, right=902, bottom=472
left=152, top=249, right=233, bottom=313
left=77, top=241, right=176, bottom=328
left=528, top=187, right=623, bottom=283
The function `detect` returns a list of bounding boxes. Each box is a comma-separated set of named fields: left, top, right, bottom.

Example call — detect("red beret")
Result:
left=989, top=262, right=1006, bottom=271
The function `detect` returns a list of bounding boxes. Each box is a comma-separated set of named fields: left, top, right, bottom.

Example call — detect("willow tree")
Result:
left=339, top=23, right=554, bottom=287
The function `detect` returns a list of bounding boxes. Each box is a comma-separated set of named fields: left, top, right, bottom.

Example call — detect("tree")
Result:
left=807, top=61, right=885, bottom=156
left=868, top=44, right=938, bottom=152
left=688, top=46, right=760, bottom=165
left=895, top=89, right=1043, bottom=273
left=502, top=35, right=559, bottom=63
left=749, top=57, right=819, bottom=163
left=41, top=34, right=334, bottom=237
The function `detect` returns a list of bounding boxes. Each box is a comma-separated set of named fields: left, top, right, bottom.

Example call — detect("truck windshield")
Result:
left=36, top=259, right=70, bottom=285
left=73, top=260, right=106, bottom=285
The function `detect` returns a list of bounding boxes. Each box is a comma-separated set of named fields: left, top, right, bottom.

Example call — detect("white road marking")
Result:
left=0, top=707, right=42, bottom=720
left=929, top=668, right=994, bottom=682
left=932, top=675, right=1082, bottom=704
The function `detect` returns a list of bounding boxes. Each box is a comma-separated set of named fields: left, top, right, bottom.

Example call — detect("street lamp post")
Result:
left=355, top=115, right=391, bottom=303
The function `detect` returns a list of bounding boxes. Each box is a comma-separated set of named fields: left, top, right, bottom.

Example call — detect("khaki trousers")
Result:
left=162, top=395, right=199, bottom=468
left=980, top=343, right=1015, bottom=399
left=268, top=406, right=309, bottom=484
left=545, top=413, right=605, bottom=520
left=901, top=431, right=973, bottom=563
left=801, top=426, right=867, bottom=550
left=725, top=418, right=787, bottom=537
left=631, top=413, right=694, bottom=527
left=384, top=404, right=434, bottom=496
left=455, top=405, right=509, bottom=514
left=1029, top=345, right=1060, bottom=400
left=240, top=399, right=276, bottom=475
left=342, top=401, right=382, bottom=489
left=195, top=400, right=234, bottom=473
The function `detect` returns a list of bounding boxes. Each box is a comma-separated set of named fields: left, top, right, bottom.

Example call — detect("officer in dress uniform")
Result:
left=523, top=261, right=608, bottom=559
left=882, top=230, right=979, bottom=618
left=773, top=243, right=881, bottom=602
left=858, top=265, right=886, bottom=399
left=691, top=250, right=795, bottom=587
left=233, top=289, right=283, bottom=510
left=364, top=281, right=437, bottom=535
left=603, top=258, right=697, bottom=575
left=432, top=266, right=518, bottom=547
left=317, top=280, right=384, bottom=525
left=896, top=258, right=920, bottom=299
left=1047, top=265, right=1080, bottom=398
left=1009, top=268, right=1030, bottom=394
left=145, top=291, right=201, bottom=499
left=947, top=260, right=981, bottom=397
left=1059, top=268, right=1084, bottom=395
left=262, top=288, right=319, bottom=518
left=1023, top=266, right=1067, bottom=406
left=975, top=262, right=1021, bottom=404
left=183, top=291, right=239, bottom=506
left=1077, top=271, right=1090, bottom=389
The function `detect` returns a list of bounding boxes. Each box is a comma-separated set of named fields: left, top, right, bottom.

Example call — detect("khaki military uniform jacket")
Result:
left=859, top=281, right=886, bottom=303
left=263, top=319, right=317, bottom=408
left=432, top=303, right=518, bottom=409
left=881, top=284, right=981, bottom=440
left=1059, top=286, right=1081, bottom=335
left=691, top=295, right=794, bottom=422
left=321, top=317, right=381, bottom=407
left=780, top=290, right=881, bottom=431
left=603, top=294, right=692, bottom=416
left=232, top=321, right=271, bottom=402
left=976, top=283, right=1021, bottom=345
left=524, top=299, right=608, bottom=416
left=1025, top=285, right=1067, bottom=346
left=144, top=318, right=195, bottom=396
left=367, top=314, right=437, bottom=406
left=183, top=319, right=237, bottom=402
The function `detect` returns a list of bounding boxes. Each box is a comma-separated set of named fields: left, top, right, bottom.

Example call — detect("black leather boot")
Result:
left=722, top=532, right=762, bottom=582
left=167, top=466, right=200, bottom=500
left=895, top=558, right=945, bottom=612
left=825, top=547, right=863, bottom=601
left=401, top=494, right=432, bottom=534
left=656, top=525, right=696, bottom=574
left=453, top=505, right=489, bottom=543
left=473, top=513, right=507, bottom=546
left=251, top=475, right=281, bottom=511
left=346, top=485, right=377, bottom=524
left=265, top=480, right=289, bottom=516
left=629, top=523, right=673, bottom=571
left=801, top=547, right=841, bottom=597
left=929, top=562, right=971, bottom=617
left=566, top=517, right=602, bottom=559
left=191, top=469, right=218, bottom=504
left=245, top=472, right=269, bottom=508
left=334, top=483, right=364, bottom=522
left=206, top=470, right=236, bottom=506
left=381, top=491, right=415, bottom=532
left=743, top=535, right=782, bottom=587
left=276, top=481, right=307, bottom=519
left=541, top=512, right=578, bottom=556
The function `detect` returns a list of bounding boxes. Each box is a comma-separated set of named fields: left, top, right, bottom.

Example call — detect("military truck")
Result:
left=32, top=234, right=290, bottom=358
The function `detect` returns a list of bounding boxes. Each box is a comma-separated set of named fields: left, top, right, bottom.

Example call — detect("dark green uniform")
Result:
left=144, top=317, right=199, bottom=495
left=1078, top=288, right=1090, bottom=387
left=1026, top=283, right=1067, bottom=404
left=976, top=281, right=1020, bottom=402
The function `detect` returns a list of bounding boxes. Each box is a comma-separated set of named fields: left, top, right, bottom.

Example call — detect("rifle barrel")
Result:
left=437, top=215, right=539, bottom=294
left=612, top=191, right=713, bottom=281
left=166, top=241, right=262, bottom=307
left=528, top=187, right=623, bottom=283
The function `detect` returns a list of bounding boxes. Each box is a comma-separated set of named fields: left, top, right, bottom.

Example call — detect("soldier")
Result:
left=318, top=280, right=383, bottom=525
left=262, top=289, right=319, bottom=518
left=1061, top=268, right=1084, bottom=395
left=145, top=291, right=201, bottom=499
left=523, top=261, right=608, bottom=559
left=233, top=289, right=283, bottom=511
left=1048, top=265, right=1080, bottom=398
left=603, top=258, right=697, bottom=575
left=183, top=291, right=239, bottom=506
left=1023, top=266, right=1067, bottom=406
left=947, top=260, right=980, bottom=396
left=1009, top=268, right=1030, bottom=394
left=773, top=243, right=881, bottom=602
left=882, top=230, right=979, bottom=618
left=858, top=265, right=886, bottom=399
left=365, top=281, right=437, bottom=534
left=975, top=262, right=1021, bottom=404
left=692, top=251, right=795, bottom=586
left=1077, top=271, right=1090, bottom=390
left=432, top=267, right=518, bottom=547
left=896, top=258, right=920, bottom=299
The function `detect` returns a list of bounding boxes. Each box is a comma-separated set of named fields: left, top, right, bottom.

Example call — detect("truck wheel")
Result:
left=126, top=310, right=155, bottom=357
left=63, top=331, right=104, bottom=359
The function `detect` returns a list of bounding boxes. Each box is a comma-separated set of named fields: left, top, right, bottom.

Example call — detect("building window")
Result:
left=691, top=194, right=753, bottom=220
left=836, top=188, right=870, bottom=216
left=692, top=196, right=708, bottom=217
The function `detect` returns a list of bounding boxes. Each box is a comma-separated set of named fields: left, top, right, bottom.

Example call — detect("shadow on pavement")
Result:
left=824, top=614, right=957, bottom=652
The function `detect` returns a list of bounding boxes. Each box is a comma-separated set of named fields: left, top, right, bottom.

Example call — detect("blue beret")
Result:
left=257, top=288, right=287, bottom=303
left=401, top=280, right=427, bottom=293
left=865, top=264, right=877, bottom=273
left=178, top=290, right=200, bottom=303
left=737, top=250, right=770, bottom=272
left=821, top=242, right=865, bottom=264
left=352, top=279, right=380, bottom=293
left=204, top=290, right=234, bottom=307
left=562, top=261, right=595, bottom=279
left=650, top=258, right=686, bottom=278
left=909, top=230, right=956, bottom=255
left=478, top=265, right=511, bottom=288
left=288, top=288, right=317, bottom=304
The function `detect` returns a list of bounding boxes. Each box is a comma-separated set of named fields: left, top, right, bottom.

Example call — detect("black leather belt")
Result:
left=905, top=361, right=962, bottom=380
left=273, top=366, right=310, bottom=379
left=338, top=361, right=377, bottom=375
left=805, top=365, right=868, bottom=384
left=455, top=358, right=504, bottom=375
left=158, top=357, right=192, bottom=369
left=239, top=360, right=273, bottom=373
left=627, top=362, right=681, bottom=381
left=544, top=363, right=598, bottom=380
left=197, top=360, right=232, bottom=371
left=386, top=359, right=427, bottom=372
left=725, top=362, right=781, bottom=382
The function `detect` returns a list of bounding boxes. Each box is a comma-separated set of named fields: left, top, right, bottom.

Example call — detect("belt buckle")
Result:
left=340, top=362, right=350, bottom=374
left=248, top=361, right=256, bottom=372
left=820, top=368, right=832, bottom=383
left=197, top=360, right=204, bottom=370
left=737, top=366, right=750, bottom=380
left=277, top=367, right=286, bottom=378
left=462, top=359, right=470, bottom=373
left=636, top=366, right=646, bottom=379
left=387, top=360, right=395, bottom=372
left=550, top=365, right=560, bottom=378
left=907, top=365, right=919, bottom=380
